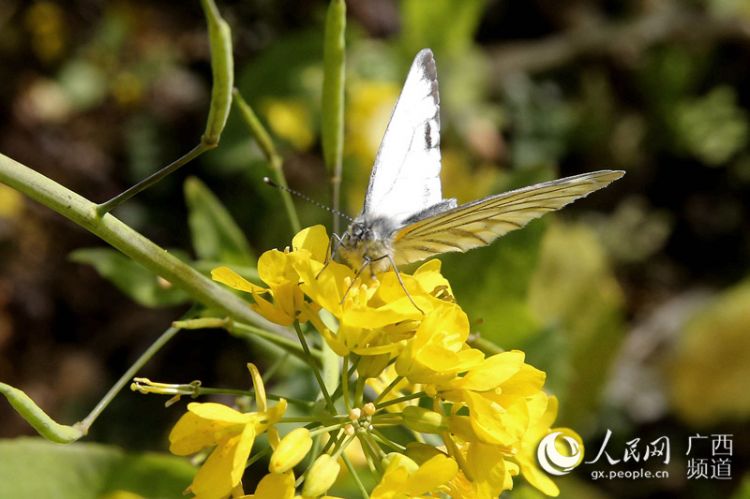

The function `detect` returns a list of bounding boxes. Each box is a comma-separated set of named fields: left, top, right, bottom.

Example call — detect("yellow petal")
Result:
left=451, top=351, right=525, bottom=392
left=191, top=424, right=256, bottom=499
left=188, top=402, right=253, bottom=424
left=465, top=441, right=511, bottom=498
left=212, top=267, right=265, bottom=294
left=404, top=454, right=458, bottom=496
left=169, top=411, right=222, bottom=456
left=413, top=259, right=453, bottom=297
left=292, top=225, right=329, bottom=262
left=247, top=363, right=267, bottom=412
left=253, top=471, right=296, bottom=499
left=258, top=249, right=297, bottom=287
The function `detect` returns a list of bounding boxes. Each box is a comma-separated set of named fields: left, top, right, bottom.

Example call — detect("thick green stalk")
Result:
left=0, top=153, right=281, bottom=332
left=322, top=0, right=346, bottom=234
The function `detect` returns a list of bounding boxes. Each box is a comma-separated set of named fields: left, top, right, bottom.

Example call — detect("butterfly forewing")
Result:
left=363, top=49, right=445, bottom=223
left=392, top=170, right=624, bottom=265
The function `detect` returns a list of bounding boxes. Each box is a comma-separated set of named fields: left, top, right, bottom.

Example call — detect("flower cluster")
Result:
left=168, top=226, right=577, bottom=498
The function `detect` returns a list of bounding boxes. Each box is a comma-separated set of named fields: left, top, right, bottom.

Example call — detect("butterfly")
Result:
left=336, top=48, right=624, bottom=279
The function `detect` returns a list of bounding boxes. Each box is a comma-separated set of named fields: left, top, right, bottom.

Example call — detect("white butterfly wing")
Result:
left=392, top=170, right=625, bottom=265
left=363, top=49, right=445, bottom=223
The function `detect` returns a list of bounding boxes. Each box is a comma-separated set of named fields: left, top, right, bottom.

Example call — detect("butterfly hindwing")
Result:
left=392, top=170, right=624, bottom=265
left=363, top=49, right=444, bottom=223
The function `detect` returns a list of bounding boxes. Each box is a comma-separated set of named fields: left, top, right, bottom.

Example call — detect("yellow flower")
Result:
left=444, top=440, right=517, bottom=499
left=212, top=226, right=329, bottom=326
left=395, top=303, right=484, bottom=385
left=371, top=453, right=458, bottom=499
left=169, top=364, right=287, bottom=499
left=511, top=394, right=576, bottom=497
left=440, top=351, right=545, bottom=447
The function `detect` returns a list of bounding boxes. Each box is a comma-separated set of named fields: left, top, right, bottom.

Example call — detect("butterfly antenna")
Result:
left=263, top=177, right=353, bottom=223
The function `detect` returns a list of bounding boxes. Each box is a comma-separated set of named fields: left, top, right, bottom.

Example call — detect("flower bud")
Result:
left=402, top=406, right=447, bottom=434
left=362, top=402, right=376, bottom=416
left=381, top=452, right=418, bottom=474
left=269, top=427, right=312, bottom=473
left=302, top=454, right=341, bottom=497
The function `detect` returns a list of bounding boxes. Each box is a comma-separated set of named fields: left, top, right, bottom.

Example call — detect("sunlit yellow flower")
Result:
left=206, top=225, right=568, bottom=497
left=169, top=365, right=287, bottom=499
left=212, top=226, right=329, bottom=326
left=443, top=437, right=517, bottom=499
left=371, top=453, right=458, bottom=499
left=511, top=394, right=575, bottom=497
left=440, top=351, right=545, bottom=446
left=395, top=303, right=484, bottom=385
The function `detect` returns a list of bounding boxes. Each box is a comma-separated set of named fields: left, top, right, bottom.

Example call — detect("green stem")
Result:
left=96, top=143, right=211, bottom=215
left=322, top=0, right=347, bottom=234
left=354, top=375, right=365, bottom=407
left=375, top=391, right=426, bottom=410
left=80, top=324, right=182, bottom=432
left=371, top=429, right=405, bottom=452
left=197, top=387, right=311, bottom=407
left=0, top=153, right=280, bottom=332
left=245, top=447, right=271, bottom=469
left=309, top=422, right=347, bottom=437
left=373, top=375, right=403, bottom=405
left=231, top=322, right=320, bottom=363
left=341, top=356, right=351, bottom=412
left=233, top=89, right=300, bottom=233
left=468, top=335, right=504, bottom=355
left=342, top=453, right=370, bottom=499
left=294, top=322, right=335, bottom=411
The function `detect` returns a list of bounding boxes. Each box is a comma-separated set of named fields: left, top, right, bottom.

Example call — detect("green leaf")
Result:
left=0, top=438, right=194, bottom=499
left=70, top=248, right=190, bottom=307
left=184, top=176, right=256, bottom=265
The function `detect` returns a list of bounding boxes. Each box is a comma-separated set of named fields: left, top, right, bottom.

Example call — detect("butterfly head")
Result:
left=337, top=216, right=398, bottom=273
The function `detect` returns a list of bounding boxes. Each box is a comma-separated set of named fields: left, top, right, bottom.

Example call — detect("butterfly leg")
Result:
left=384, top=253, right=424, bottom=315
left=340, top=256, right=371, bottom=305
left=317, top=233, right=344, bottom=279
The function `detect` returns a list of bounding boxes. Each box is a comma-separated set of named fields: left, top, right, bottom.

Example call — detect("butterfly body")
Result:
left=336, top=49, right=624, bottom=277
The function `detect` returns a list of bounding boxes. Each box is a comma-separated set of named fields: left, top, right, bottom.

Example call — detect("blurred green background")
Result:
left=0, top=0, right=749, bottom=498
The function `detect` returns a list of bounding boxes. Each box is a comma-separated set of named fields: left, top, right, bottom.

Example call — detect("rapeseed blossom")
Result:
left=163, top=226, right=578, bottom=498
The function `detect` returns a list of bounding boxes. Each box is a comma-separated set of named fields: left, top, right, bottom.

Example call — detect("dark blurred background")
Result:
left=0, top=1, right=749, bottom=498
